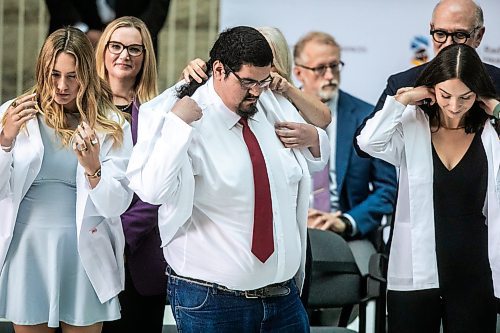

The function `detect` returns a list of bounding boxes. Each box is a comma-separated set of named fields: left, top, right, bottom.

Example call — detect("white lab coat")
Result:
left=126, top=83, right=329, bottom=290
left=356, top=96, right=500, bottom=296
left=0, top=100, right=133, bottom=303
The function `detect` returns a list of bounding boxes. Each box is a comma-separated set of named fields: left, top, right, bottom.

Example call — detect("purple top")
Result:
left=120, top=100, right=167, bottom=296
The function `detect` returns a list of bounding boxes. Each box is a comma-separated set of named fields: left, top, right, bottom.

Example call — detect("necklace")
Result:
left=116, top=100, right=133, bottom=112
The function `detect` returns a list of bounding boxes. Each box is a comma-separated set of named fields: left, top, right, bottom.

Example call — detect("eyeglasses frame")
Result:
left=106, top=41, right=145, bottom=57
left=224, top=65, right=272, bottom=90
left=429, top=26, right=480, bottom=44
left=296, top=61, right=345, bottom=76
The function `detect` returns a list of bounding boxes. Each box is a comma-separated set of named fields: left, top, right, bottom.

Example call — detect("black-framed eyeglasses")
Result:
left=296, top=61, right=344, bottom=76
left=429, top=26, right=479, bottom=44
left=225, top=65, right=272, bottom=90
left=106, top=41, right=145, bottom=57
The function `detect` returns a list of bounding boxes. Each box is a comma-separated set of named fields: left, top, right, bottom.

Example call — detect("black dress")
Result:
left=433, top=128, right=496, bottom=332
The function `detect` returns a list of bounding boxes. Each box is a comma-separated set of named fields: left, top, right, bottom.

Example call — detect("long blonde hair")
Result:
left=95, top=16, right=158, bottom=104
left=5, top=27, right=125, bottom=147
left=258, top=27, right=293, bottom=82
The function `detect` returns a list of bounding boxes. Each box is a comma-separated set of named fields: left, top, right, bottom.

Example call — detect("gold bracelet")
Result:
left=85, top=167, right=101, bottom=179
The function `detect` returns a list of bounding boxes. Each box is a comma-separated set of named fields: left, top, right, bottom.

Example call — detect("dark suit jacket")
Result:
left=120, top=101, right=166, bottom=296
left=45, top=0, right=104, bottom=34
left=336, top=90, right=397, bottom=237
left=45, top=0, right=170, bottom=53
left=114, top=0, right=171, bottom=53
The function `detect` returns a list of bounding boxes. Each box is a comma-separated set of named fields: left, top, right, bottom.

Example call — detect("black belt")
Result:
left=167, top=267, right=291, bottom=299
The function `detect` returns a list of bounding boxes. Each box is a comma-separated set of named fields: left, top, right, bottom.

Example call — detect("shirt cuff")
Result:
left=342, top=213, right=358, bottom=237
left=301, top=147, right=320, bottom=161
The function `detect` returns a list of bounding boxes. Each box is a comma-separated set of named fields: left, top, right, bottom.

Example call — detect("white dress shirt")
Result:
left=127, top=79, right=328, bottom=291
left=325, top=95, right=340, bottom=212
left=323, top=94, right=357, bottom=235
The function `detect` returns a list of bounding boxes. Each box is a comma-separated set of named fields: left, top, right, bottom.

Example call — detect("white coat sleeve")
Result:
left=0, top=149, right=13, bottom=201
left=299, top=127, right=329, bottom=173
left=0, top=100, right=15, bottom=200
left=126, top=86, right=194, bottom=206
left=87, top=119, right=134, bottom=219
left=356, top=95, right=407, bottom=167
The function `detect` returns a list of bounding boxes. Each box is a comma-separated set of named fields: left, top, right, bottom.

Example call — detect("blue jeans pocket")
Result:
left=172, top=277, right=211, bottom=311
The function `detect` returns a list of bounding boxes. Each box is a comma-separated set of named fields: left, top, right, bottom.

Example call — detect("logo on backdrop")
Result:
left=410, top=35, right=430, bottom=66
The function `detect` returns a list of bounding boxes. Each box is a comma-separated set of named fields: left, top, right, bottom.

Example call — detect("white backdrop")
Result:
left=220, top=0, right=500, bottom=105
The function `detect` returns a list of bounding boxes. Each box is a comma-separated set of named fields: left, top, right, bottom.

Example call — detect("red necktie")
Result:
left=239, top=118, right=274, bottom=263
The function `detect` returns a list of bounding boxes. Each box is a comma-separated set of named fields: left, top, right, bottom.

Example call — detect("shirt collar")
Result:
left=326, top=92, right=339, bottom=115
left=206, top=77, right=260, bottom=130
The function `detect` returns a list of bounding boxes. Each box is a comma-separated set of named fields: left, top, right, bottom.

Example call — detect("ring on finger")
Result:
left=77, top=143, right=88, bottom=152
left=90, top=137, right=98, bottom=146
left=11, top=100, right=18, bottom=108
left=76, top=132, right=86, bottom=143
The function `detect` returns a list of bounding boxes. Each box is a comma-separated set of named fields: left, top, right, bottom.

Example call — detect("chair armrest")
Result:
left=363, top=253, right=388, bottom=300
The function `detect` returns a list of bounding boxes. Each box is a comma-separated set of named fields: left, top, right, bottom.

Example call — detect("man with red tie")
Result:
left=126, top=26, right=328, bottom=332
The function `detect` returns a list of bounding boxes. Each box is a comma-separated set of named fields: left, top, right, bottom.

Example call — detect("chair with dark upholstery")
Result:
left=307, top=228, right=367, bottom=333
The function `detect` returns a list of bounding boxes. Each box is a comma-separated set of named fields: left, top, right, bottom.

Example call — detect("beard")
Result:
left=236, top=93, right=259, bottom=118
left=318, top=79, right=339, bottom=102
left=236, top=103, right=258, bottom=118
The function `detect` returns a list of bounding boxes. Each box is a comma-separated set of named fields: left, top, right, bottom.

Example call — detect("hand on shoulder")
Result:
left=182, top=58, right=208, bottom=84
left=269, top=72, right=292, bottom=95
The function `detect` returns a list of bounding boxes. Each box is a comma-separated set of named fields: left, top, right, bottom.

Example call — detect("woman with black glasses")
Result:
left=95, top=16, right=166, bottom=333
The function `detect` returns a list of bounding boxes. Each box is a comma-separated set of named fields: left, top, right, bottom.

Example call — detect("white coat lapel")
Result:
left=482, top=122, right=500, bottom=296
left=401, top=106, right=439, bottom=285
left=480, top=122, right=500, bottom=216
left=17, top=117, right=44, bottom=199
left=484, top=122, right=500, bottom=198
left=75, top=130, right=108, bottom=235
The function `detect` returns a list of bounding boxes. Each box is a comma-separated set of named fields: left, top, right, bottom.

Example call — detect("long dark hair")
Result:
left=177, top=26, right=273, bottom=98
left=415, top=43, right=497, bottom=133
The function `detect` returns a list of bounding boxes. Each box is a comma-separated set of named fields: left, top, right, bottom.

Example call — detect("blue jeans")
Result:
left=167, top=272, right=310, bottom=333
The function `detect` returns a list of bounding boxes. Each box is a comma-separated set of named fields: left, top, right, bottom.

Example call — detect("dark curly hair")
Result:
left=415, top=43, right=498, bottom=133
left=177, top=26, right=273, bottom=98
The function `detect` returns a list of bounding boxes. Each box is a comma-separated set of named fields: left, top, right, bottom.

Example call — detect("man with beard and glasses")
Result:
left=126, top=26, right=329, bottom=332
left=294, top=31, right=397, bottom=276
